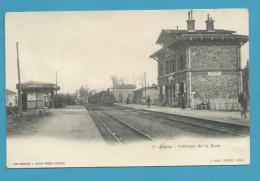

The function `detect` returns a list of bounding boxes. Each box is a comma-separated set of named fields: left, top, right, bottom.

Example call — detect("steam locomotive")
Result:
left=88, top=90, right=115, bottom=106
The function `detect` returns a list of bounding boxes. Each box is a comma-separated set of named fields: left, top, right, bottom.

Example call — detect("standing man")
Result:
left=126, top=97, right=130, bottom=104
left=147, top=96, right=151, bottom=107
left=181, top=94, right=185, bottom=109
left=239, top=91, right=248, bottom=119
left=119, top=94, right=123, bottom=104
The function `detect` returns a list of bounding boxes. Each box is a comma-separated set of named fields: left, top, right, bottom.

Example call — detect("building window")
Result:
left=172, top=84, right=175, bottom=96
left=162, top=62, right=165, bottom=75
left=183, top=82, right=187, bottom=93
left=168, top=61, right=171, bottom=73
left=162, top=86, right=165, bottom=94
left=166, top=61, right=168, bottom=74
left=165, top=61, right=168, bottom=75
left=175, top=59, right=177, bottom=72
left=170, top=59, right=172, bottom=73
left=171, top=59, right=176, bottom=72
left=175, top=83, right=179, bottom=93
left=158, top=62, right=163, bottom=76
left=169, top=60, right=172, bottom=73
left=178, top=54, right=186, bottom=70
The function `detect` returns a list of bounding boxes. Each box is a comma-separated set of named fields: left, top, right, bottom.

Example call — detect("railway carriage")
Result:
left=88, top=90, right=115, bottom=106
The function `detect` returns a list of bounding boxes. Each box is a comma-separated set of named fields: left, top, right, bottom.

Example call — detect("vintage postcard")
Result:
left=5, top=9, right=249, bottom=168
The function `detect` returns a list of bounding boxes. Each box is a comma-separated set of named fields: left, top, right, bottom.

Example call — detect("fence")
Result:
left=192, top=98, right=242, bottom=111
left=7, top=107, right=50, bottom=123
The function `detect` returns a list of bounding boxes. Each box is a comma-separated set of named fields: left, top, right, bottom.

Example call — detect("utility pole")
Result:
left=144, top=72, right=147, bottom=103
left=55, top=71, right=58, bottom=95
left=132, top=74, right=136, bottom=86
left=16, top=42, right=23, bottom=118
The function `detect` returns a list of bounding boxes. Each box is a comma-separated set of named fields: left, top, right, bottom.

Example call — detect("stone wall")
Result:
left=190, top=45, right=239, bottom=69
left=191, top=72, right=239, bottom=99
left=155, top=44, right=242, bottom=109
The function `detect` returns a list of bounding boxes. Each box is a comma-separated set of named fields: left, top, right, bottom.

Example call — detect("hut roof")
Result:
left=17, top=81, right=60, bottom=90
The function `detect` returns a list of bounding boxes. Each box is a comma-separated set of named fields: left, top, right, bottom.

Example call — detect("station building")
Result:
left=112, top=84, right=136, bottom=103
left=132, top=84, right=159, bottom=105
left=150, top=11, right=248, bottom=109
left=6, top=89, right=17, bottom=107
left=16, top=81, right=60, bottom=110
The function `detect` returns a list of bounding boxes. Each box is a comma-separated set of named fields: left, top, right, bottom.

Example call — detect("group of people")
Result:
left=124, top=91, right=248, bottom=117
left=125, top=96, right=152, bottom=107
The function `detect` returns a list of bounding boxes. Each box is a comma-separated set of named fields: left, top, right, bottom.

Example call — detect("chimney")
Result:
left=186, top=10, right=195, bottom=31
left=206, top=14, right=214, bottom=31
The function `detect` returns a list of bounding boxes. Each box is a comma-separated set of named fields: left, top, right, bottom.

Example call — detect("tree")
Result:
left=53, top=93, right=76, bottom=107
left=119, top=78, right=125, bottom=85
left=111, top=75, right=119, bottom=87
left=79, top=86, right=89, bottom=98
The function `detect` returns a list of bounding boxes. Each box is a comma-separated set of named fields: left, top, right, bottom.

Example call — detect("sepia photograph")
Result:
left=5, top=9, right=249, bottom=168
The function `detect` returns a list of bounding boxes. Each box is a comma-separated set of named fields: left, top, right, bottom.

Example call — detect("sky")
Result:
left=5, top=9, right=249, bottom=93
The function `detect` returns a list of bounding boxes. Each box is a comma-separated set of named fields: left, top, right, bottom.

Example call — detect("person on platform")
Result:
left=239, top=91, right=248, bottom=119
left=126, top=97, right=130, bottom=104
left=147, top=96, right=151, bottom=107
left=119, top=94, right=123, bottom=104
left=181, top=94, right=185, bottom=109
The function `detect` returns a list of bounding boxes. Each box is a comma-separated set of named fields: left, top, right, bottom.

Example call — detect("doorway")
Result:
left=179, top=82, right=187, bottom=107
left=21, top=93, right=27, bottom=111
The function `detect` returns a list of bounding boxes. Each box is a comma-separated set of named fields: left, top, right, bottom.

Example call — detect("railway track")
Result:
left=121, top=108, right=249, bottom=137
left=93, top=113, right=122, bottom=144
left=87, top=106, right=155, bottom=144
left=86, top=104, right=248, bottom=144
left=101, top=111, right=155, bottom=141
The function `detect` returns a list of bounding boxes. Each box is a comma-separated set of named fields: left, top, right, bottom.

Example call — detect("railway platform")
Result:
left=118, top=104, right=249, bottom=127
left=8, top=105, right=104, bottom=141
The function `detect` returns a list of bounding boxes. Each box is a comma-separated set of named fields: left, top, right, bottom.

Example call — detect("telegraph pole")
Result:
left=56, top=71, right=58, bottom=95
left=16, top=42, right=23, bottom=118
left=144, top=72, right=147, bottom=103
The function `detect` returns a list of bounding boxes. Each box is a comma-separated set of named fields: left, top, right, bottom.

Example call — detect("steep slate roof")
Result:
left=113, top=84, right=136, bottom=89
left=17, top=81, right=60, bottom=90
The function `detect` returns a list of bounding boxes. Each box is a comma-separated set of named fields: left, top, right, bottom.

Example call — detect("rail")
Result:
left=101, top=111, right=155, bottom=141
